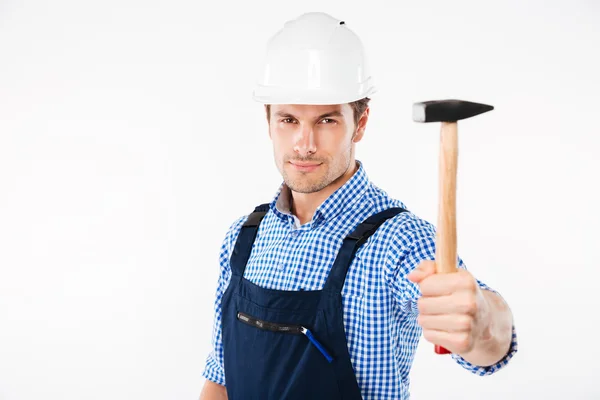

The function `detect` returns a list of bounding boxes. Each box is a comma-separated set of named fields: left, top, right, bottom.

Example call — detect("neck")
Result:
left=290, top=161, right=358, bottom=225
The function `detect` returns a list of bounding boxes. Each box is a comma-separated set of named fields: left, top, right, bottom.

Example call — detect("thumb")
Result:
left=406, top=260, right=436, bottom=284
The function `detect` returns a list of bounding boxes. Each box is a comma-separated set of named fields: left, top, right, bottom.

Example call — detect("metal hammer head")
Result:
left=413, top=99, right=494, bottom=123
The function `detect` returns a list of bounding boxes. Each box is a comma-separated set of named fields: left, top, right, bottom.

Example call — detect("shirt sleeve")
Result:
left=201, top=215, right=247, bottom=386
left=387, top=218, right=518, bottom=376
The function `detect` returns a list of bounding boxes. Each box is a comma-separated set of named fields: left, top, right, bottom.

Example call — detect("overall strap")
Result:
left=229, top=203, right=270, bottom=277
left=323, top=207, right=408, bottom=294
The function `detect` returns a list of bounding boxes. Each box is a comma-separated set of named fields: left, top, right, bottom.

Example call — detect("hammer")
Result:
left=412, top=99, right=494, bottom=355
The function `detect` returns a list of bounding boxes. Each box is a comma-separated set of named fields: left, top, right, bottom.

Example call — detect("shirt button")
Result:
left=291, top=230, right=299, bottom=238
left=277, top=263, right=285, bottom=271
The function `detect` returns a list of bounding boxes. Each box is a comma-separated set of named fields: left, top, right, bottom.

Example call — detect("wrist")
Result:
left=459, top=290, right=512, bottom=367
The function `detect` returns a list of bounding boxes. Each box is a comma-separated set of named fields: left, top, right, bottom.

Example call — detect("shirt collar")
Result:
left=269, top=160, right=370, bottom=228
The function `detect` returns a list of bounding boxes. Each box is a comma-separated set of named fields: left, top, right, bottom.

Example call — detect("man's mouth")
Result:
left=289, top=160, right=322, bottom=172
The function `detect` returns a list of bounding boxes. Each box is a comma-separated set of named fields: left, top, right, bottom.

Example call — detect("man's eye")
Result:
left=321, top=118, right=335, bottom=124
left=282, top=118, right=295, bottom=124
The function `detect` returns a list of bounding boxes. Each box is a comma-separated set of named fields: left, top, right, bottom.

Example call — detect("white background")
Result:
left=1, top=0, right=599, bottom=399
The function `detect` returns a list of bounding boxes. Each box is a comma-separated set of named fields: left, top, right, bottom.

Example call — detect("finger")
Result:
left=422, top=329, right=473, bottom=355
left=417, top=292, right=477, bottom=316
left=417, top=313, right=473, bottom=333
left=406, top=260, right=436, bottom=284
left=419, top=270, right=477, bottom=297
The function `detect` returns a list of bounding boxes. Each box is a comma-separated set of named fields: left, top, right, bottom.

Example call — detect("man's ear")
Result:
left=352, top=107, right=370, bottom=143
left=265, top=105, right=272, bottom=139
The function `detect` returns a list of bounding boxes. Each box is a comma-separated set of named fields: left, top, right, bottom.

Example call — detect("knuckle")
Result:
left=457, top=272, right=476, bottom=291
left=455, top=333, right=471, bottom=352
left=466, top=277, right=477, bottom=291
left=459, top=316, right=473, bottom=331
left=462, top=294, right=477, bottom=315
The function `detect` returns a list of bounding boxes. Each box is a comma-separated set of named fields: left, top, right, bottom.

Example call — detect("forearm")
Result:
left=199, top=380, right=228, bottom=400
left=458, top=289, right=513, bottom=367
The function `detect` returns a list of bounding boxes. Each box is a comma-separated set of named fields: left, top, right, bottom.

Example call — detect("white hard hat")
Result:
left=252, top=12, right=376, bottom=105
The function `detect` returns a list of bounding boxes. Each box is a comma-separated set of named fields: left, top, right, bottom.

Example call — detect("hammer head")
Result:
left=413, top=99, right=494, bottom=123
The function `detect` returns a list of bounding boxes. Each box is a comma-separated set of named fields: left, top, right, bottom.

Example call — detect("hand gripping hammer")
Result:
left=412, top=99, right=494, bottom=355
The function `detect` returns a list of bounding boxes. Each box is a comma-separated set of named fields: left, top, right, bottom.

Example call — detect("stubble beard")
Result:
left=279, top=141, right=354, bottom=194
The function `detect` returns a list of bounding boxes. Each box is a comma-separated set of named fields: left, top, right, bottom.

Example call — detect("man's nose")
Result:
left=293, top=125, right=317, bottom=156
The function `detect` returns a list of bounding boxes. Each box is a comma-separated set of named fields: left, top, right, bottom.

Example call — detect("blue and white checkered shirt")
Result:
left=202, top=160, right=518, bottom=399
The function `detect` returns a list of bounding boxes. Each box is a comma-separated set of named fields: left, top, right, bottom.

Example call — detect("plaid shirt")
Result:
left=202, top=160, right=518, bottom=399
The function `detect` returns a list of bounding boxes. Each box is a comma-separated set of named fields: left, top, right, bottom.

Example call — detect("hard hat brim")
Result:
left=252, top=83, right=377, bottom=105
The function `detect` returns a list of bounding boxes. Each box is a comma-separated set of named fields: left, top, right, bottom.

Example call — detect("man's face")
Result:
left=268, top=103, right=365, bottom=194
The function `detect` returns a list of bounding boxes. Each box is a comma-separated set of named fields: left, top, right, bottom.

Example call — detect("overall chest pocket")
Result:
left=237, top=311, right=333, bottom=362
left=223, top=305, right=343, bottom=400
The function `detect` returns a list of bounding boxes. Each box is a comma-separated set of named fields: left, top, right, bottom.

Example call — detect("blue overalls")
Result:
left=221, top=203, right=408, bottom=399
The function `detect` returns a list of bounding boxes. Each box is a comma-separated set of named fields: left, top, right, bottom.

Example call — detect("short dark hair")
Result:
left=265, top=97, right=371, bottom=127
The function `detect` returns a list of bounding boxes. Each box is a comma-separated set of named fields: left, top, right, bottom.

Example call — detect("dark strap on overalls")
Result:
left=322, top=207, right=407, bottom=294
left=229, top=204, right=408, bottom=289
left=229, top=203, right=270, bottom=277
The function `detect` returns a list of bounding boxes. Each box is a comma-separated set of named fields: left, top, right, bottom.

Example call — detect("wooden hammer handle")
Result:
left=434, top=122, right=459, bottom=355
left=436, top=122, right=458, bottom=273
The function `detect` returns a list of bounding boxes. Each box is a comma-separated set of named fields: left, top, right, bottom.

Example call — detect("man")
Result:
left=199, top=12, right=517, bottom=400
